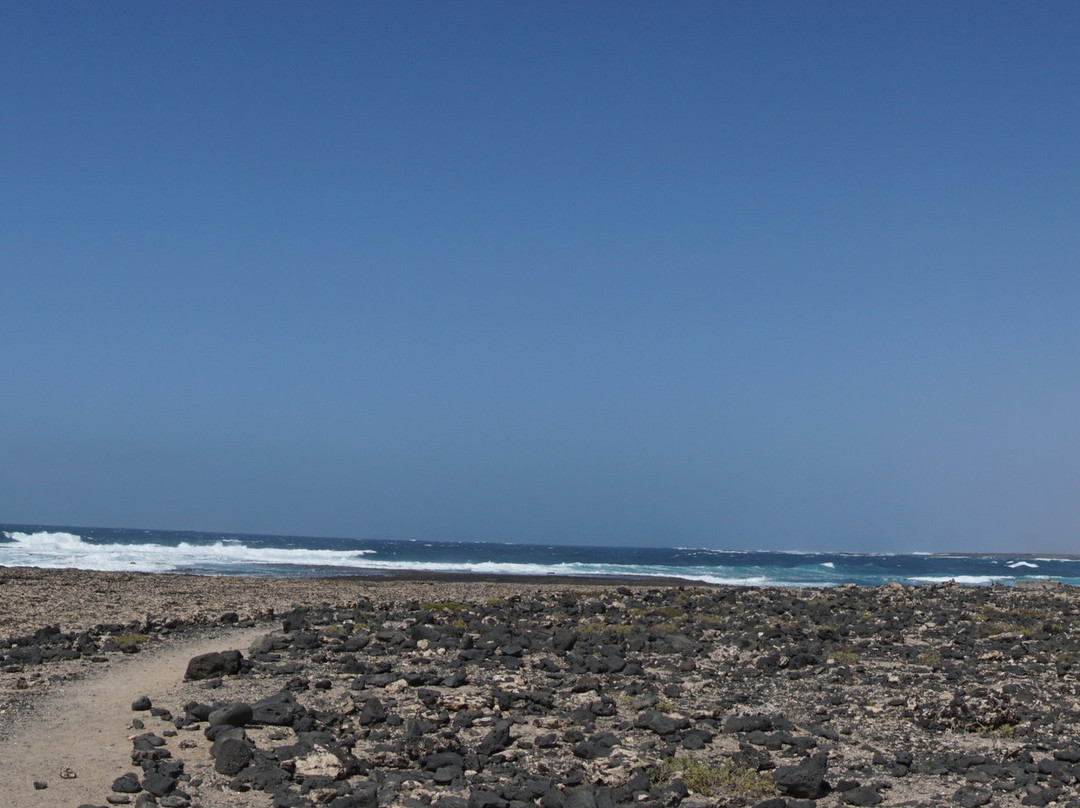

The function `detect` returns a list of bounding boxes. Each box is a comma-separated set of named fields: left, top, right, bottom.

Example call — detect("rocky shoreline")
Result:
left=4, top=569, right=1080, bottom=807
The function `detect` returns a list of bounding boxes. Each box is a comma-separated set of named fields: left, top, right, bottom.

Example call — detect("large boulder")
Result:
left=773, top=752, right=830, bottom=799
left=184, top=649, right=243, bottom=681
left=209, top=702, right=254, bottom=727
left=251, top=688, right=304, bottom=726
left=210, top=727, right=252, bottom=776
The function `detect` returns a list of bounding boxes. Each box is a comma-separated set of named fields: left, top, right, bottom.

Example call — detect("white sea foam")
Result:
left=906, top=575, right=1010, bottom=586
left=0, top=531, right=374, bottom=573
left=1006, top=561, right=1039, bottom=569
left=10, top=529, right=1057, bottom=589
left=0, top=530, right=806, bottom=585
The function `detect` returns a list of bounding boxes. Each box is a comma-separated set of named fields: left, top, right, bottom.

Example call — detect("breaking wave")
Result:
left=0, top=531, right=374, bottom=574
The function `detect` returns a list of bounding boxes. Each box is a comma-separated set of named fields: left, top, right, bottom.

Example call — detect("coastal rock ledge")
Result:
left=4, top=571, right=1080, bottom=807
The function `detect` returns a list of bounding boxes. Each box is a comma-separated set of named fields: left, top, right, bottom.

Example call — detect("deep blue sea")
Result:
left=1, top=524, right=1077, bottom=588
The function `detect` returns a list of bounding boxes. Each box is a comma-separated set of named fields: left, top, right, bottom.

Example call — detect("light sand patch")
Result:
left=0, top=624, right=267, bottom=808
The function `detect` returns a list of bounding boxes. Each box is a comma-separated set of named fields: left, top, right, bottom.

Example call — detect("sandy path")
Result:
left=0, top=624, right=268, bottom=808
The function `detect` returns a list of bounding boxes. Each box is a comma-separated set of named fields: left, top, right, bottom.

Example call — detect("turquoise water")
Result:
left=1, top=524, right=1076, bottom=587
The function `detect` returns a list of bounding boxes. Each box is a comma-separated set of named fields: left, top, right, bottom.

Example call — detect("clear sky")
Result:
left=2, top=2, right=1079, bottom=553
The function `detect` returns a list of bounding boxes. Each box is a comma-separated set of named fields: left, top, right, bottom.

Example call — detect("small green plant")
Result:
left=829, top=649, right=859, bottom=666
left=322, top=624, right=349, bottom=638
left=111, top=632, right=149, bottom=653
left=981, top=621, right=1036, bottom=637
left=975, top=723, right=1015, bottom=739
left=653, top=755, right=775, bottom=799
left=579, top=620, right=631, bottom=637
left=113, top=632, right=149, bottom=645
left=650, top=622, right=681, bottom=634
left=420, top=601, right=468, bottom=613
left=917, top=650, right=941, bottom=666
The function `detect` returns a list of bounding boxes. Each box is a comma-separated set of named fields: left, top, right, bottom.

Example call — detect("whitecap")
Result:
left=0, top=531, right=375, bottom=574
left=906, top=575, right=1009, bottom=586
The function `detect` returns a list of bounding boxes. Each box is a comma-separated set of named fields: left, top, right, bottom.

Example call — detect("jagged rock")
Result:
left=773, top=752, right=830, bottom=799
left=294, top=745, right=346, bottom=779
left=251, top=689, right=303, bottom=726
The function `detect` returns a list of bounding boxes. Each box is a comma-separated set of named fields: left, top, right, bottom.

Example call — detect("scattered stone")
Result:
left=773, top=752, right=830, bottom=799
left=184, top=649, right=243, bottom=680
left=112, top=773, right=143, bottom=794
left=842, top=785, right=883, bottom=806
left=14, top=574, right=1080, bottom=808
left=208, top=701, right=253, bottom=727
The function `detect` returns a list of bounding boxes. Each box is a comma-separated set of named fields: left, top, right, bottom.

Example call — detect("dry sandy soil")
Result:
left=0, top=567, right=620, bottom=808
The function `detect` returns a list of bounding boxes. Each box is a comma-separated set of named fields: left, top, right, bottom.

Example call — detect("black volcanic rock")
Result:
left=112, top=773, right=142, bottom=794
left=251, top=689, right=304, bottom=726
left=184, top=649, right=243, bottom=681
left=208, top=701, right=253, bottom=727
left=773, top=752, right=830, bottom=799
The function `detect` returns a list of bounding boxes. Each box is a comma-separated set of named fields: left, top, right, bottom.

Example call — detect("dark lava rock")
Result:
left=142, top=770, right=177, bottom=797
left=251, top=689, right=303, bottom=726
left=212, top=734, right=252, bottom=776
left=953, top=785, right=994, bottom=807
left=357, top=697, right=388, bottom=726
left=633, top=709, right=689, bottom=736
left=553, top=628, right=578, bottom=652
left=842, top=786, right=883, bottom=806
left=478, top=719, right=513, bottom=756
left=469, top=789, right=508, bottom=808
left=209, top=702, right=254, bottom=727
left=184, top=702, right=213, bottom=722
left=131, top=696, right=152, bottom=711
left=282, top=607, right=309, bottom=632
left=433, top=765, right=464, bottom=784
left=185, top=649, right=243, bottom=681
left=773, top=752, right=830, bottom=799
left=112, top=773, right=143, bottom=793
left=443, top=667, right=468, bottom=688
left=725, top=714, right=772, bottom=734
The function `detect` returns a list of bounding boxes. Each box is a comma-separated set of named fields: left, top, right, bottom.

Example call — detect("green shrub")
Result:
left=653, top=755, right=775, bottom=799
left=420, top=601, right=468, bottom=612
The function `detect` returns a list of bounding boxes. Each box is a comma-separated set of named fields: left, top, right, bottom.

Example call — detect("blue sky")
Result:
left=2, top=2, right=1079, bottom=552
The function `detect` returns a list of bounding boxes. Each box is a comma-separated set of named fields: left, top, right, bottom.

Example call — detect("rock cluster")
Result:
left=8, top=580, right=1080, bottom=807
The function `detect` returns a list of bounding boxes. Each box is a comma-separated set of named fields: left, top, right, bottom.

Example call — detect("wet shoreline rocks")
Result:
left=5, top=574, right=1080, bottom=806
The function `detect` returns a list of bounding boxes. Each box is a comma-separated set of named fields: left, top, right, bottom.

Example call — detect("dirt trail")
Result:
left=0, top=624, right=267, bottom=808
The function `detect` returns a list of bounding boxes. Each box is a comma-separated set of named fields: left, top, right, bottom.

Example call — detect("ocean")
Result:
left=1, top=524, right=1076, bottom=588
